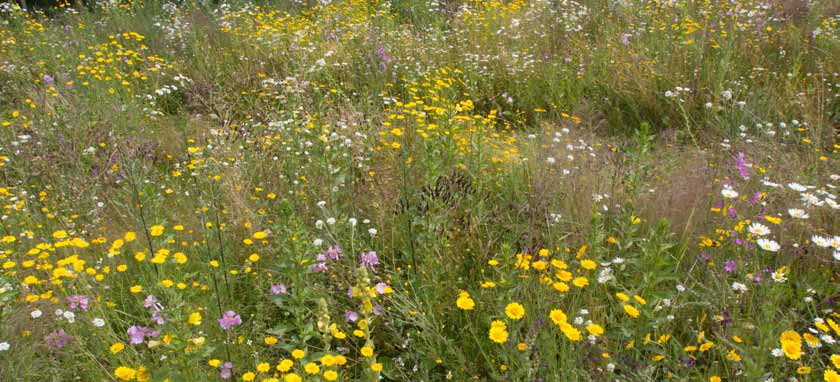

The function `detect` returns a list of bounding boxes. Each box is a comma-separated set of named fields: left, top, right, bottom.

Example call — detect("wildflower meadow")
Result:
left=0, top=0, right=839, bottom=380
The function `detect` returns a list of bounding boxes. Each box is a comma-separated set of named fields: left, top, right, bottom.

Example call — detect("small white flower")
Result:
left=812, top=235, right=831, bottom=248
left=368, top=228, right=377, bottom=237
left=0, top=342, right=9, bottom=351
left=313, top=238, right=323, bottom=247
left=788, top=182, right=808, bottom=192
left=92, top=318, right=106, bottom=327
left=315, top=220, right=324, bottom=229
left=748, top=223, right=771, bottom=236
left=732, top=282, right=748, bottom=292
left=31, top=309, right=42, bottom=319
left=63, top=310, right=76, bottom=323
left=771, top=348, right=784, bottom=357
left=676, top=284, right=686, bottom=292
left=721, top=187, right=739, bottom=199
left=316, top=200, right=327, bottom=208
left=757, top=239, right=780, bottom=252
left=787, top=209, right=809, bottom=219
left=771, top=271, right=786, bottom=283
left=348, top=218, right=357, bottom=226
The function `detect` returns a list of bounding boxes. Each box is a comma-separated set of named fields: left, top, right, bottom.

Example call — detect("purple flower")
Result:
left=749, top=192, right=762, bottom=206
left=218, top=311, right=242, bottom=330
left=127, top=325, right=159, bottom=345
left=345, top=310, right=359, bottom=322
left=311, top=262, right=328, bottom=273
left=67, top=295, right=89, bottom=311
left=325, top=245, right=342, bottom=260
left=220, top=362, right=233, bottom=379
left=375, top=282, right=388, bottom=295
left=43, top=74, right=54, bottom=85
left=620, top=33, right=631, bottom=46
left=143, top=295, right=159, bottom=310
left=735, top=152, right=750, bottom=179
left=724, top=260, right=737, bottom=273
left=360, top=251, right=379, bottom=270
left=45, top=329, right=71, bottom=349
left=316, top=253, right=327, bottom=262
left=373, top=304, right=384, bottom=316
left=700, top=251, right=711, bottom=261
left=270, top=283, right=288, bottom=296
left=151, top=310, right=166, bottom=325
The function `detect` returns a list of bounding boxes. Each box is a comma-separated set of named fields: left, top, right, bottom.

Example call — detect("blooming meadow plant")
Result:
left=0, top=0, right=838, bottom=381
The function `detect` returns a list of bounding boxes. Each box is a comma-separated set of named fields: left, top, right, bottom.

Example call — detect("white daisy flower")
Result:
left=748, top=222, right=771, bottom=236
left=757, top=238, right=780, bottom=252
left=813, top=235, right=831, bottom=248
left=788, top=183, right=809, bottom=192
left=731, top=282, right=748, bottom=292
left=787, top=209, right=809, bottom=219
left=721, top=187, right=739, bottom=199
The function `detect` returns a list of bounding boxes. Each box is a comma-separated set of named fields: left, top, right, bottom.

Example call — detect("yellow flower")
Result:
left=623, top=304, right=640, bottom=318
left=559, top=322, right=582, bottom=342
left=188, top=312, right=202, bottom=326
left=782, top=341, right=802, bottom=360
left=549, top=309, right=568, bottom=326
left=726, top=349, right=741, bottom=362
left=456, top=292, right=475, bottom=311
left=797, top=366, right=811, bottom=375
left=580, top=259, right=597, bottom=270
left=831, top=354, right=840, bottom=369
left=253, top=231, right=268, bottom=239
left=572, top=277, right=589, bottom=288
left=257, top=363, right=270, bottom=373
left=114, top=366, right=137, bottom=381
left=586, top=323, right=605, bottom=336
left=291, top=349, right=305, bottom=359
left=323, top=370, right=338, bottom=381
left=52, top=230, right=68, bottom=239
left=130, top=285, right=143, bottom=294
left=320, top=354, right=335, bottom=366
left=110, top=342, right=125, bottom=354
left=371, top=362, right=383, bottom=372
left=242, top=372, right=255, bottom=381
left=505, top=302, right=525, bottom=320
left=149, top=225, right=164, bottom=236
left=826, top=369, right=840, bottom=382
left=303, top=362, right=319, bottom=374
left=264, top=336, right=278, bottom=346
left=710, top=377, right=721, bottom=382
left=488, top=320, right=509, bottom=344
left=276, top=359, right=294, bottom=372
left=284, top=374, right=302, bottom=382
left=360, top=346, right=374, bottom=357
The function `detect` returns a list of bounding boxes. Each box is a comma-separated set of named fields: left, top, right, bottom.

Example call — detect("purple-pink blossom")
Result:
left=270, top=283, right=288, bottom=295
left=67, top=295, right=89, bottom=311
left=45, top=329, right=71, bottom=349
left=218, top=311, right=242, bottom=330
left=360, top=250, right=379, bottom=270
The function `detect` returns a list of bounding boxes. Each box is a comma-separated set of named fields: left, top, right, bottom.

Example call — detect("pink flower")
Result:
left=67, top=295, right=89, bottom=311
left=218, top=311, right=242, bottom=330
